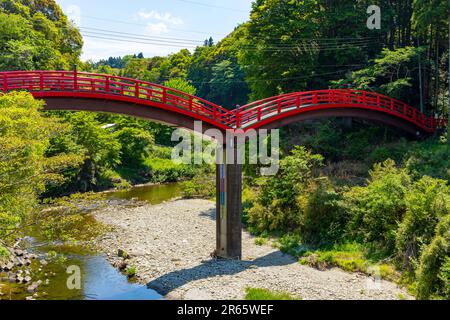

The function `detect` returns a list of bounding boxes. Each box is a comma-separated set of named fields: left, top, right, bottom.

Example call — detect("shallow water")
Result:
left=1, top=183, right=182, bottom=301
left=106, top=183, right=182, bottom=204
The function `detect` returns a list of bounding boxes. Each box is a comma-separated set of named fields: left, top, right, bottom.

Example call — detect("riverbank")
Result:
left=93, top=199, right=412, bottom=300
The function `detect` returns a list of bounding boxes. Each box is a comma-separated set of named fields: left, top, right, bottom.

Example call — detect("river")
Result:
left=0, top=183, right=182, bottom=300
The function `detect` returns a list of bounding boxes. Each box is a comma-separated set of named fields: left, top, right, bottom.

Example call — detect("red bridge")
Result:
left=0, top=71, right=446, bottom=135
left=1, top=70, right=447, bottom=260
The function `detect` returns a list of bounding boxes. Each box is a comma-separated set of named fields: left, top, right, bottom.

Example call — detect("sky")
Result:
left=56, top=0, right=254, bottom=61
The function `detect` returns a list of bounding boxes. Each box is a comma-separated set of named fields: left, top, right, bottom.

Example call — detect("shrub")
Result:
left=298, top=179, right=349, bottom=245
left=126, top=267, right=137, bottom=278
left=182, top=169, right=215, bottom=199
left=145, top=158, right=195, bottom=183
left=438, top=257, right=450, bottom=299
left=246, top=147, right=323, bottom=233
left=344, top=160, right=410, bottom=255
left=396, top=177, right=450, bottom=269
left=115, top=127, right=154, bottom=165
left=405, top=140, right=450, bottom=181
left=416, top=215, right=450, bottom=299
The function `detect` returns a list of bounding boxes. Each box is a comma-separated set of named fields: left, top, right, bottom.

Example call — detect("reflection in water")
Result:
left=2, top=183, right=182, bottom=300
left=83, top=256, right=161, bottom=300
left=107, top=183, right=182, bottom=204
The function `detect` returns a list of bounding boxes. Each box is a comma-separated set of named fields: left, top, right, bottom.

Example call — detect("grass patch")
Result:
left=298, top=243, right=400, bottom=281
left=145, top=157, right=195, bottom=183
left=245, top=288, right=300, bottom=300
left=254, top=237, right=268, bottom=246
left=126, top=267, right=137, bottom=278
left=272, top=236, right=401, bottom=282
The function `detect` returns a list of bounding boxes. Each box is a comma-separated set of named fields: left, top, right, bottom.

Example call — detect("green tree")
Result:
left=247, top=147, right=323, bottom=233
left=115, top=127, right=154, bottom=165
left=344, top=160, right=411, bottom=254
left=63, top=112, right=121, bottom=191
left=163, top=78, right=197, bottom=95
left=0, top=92, right=82, bottom=244
left=0, top=0, right=82, bottom=70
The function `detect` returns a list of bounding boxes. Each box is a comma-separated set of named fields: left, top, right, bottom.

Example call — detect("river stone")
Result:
left=27, top=282, right=40, bottom=293
left=14, top=258, right=24, bottom=267
left=4, top=262, right=14, bottom=271
left=118, top=249, right=129, bottom=259
left=117, top=260, right=128, bottom=271
left=14, top=249, right=25, bottom=257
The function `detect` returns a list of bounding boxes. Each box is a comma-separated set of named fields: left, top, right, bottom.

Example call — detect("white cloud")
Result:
left=137, top=9, right=183, bottom=26
left=66, top=4, right=81, bottom=26
left=146, top=22, right=169, bottom=35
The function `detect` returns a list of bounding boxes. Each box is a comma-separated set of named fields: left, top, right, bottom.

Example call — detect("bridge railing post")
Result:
left=73, top=69, right=78, bottom=91
left=189, top=97, right=193, bottom=111
left=162, top=88, right=167, bottom=104
left=2, top=73, right=7, bottom=92
left=236, top=112, right=241, bottom=128
left=135, top=82, right=140, bottom=98
left=105, top=76, right=110, bottom=93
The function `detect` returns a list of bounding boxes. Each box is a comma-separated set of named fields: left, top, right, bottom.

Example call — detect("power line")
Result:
left=81, top=31, right=379, bottom=52
left=80, top=26, right=378, bottom=47
left=77, top=15, right=382, bottom=44
left=81, top=15, right=226, bottom=37
left=82, top=34, right=198, bottom=49
left=172, top=0, right=248, bottom=13
left=80, top=27, right=204, bottom=44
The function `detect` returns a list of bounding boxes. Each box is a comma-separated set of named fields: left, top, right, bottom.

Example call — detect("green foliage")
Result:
left=245, top=288, right=299, bottom=300
left=181, top=167, right=215, bottom=199
left=37, top=192, right=109, bottom=242
left=114, top=127, right=154, bottom=165
left=0, top=245, right=10, bottom=257
left=298, top=179, right=349, bottom=245
left=240, top=0, right=377, bottom=100
left=0, top=92, right=82, bottom=242
left=62, top=112, right=121, bottom=191
left=145, top=157, right=196, bottom=184
left=344, top=160, right=410, bottom=254
left=334, top=47, right=426, bottom=106
left=404, top=140, right=450, bottom=181
left=299, top=243, right=398, bottom=280
left=396, top=177, right=450, bottom=269
left=0, top=0, right=82, bottom=70
left=247, top=147, right=323, bottom=233
left=163, top=78, right=197, bottom=96
left=438, top=257, right=450, bottom=299
left=126, top=267, right=137, bottom=278
left=416, top=215, right=450, bottom=299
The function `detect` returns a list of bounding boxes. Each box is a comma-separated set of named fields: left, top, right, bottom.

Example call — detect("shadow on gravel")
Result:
left=146, top=251, right=296, bottom=296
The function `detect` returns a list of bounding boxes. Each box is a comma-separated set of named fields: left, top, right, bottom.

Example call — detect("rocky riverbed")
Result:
left=93, top=199, right=412, bottom=300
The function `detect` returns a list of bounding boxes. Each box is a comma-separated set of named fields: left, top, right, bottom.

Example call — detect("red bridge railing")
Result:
left=235, top=89, right=446, bottom=132
left=0, top=71, right=446, bottom=133
left=0, top=70, right=232, bottom=128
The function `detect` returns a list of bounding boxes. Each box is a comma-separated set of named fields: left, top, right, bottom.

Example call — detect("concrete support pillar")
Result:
left=216, top=140, right=242, bottom=260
